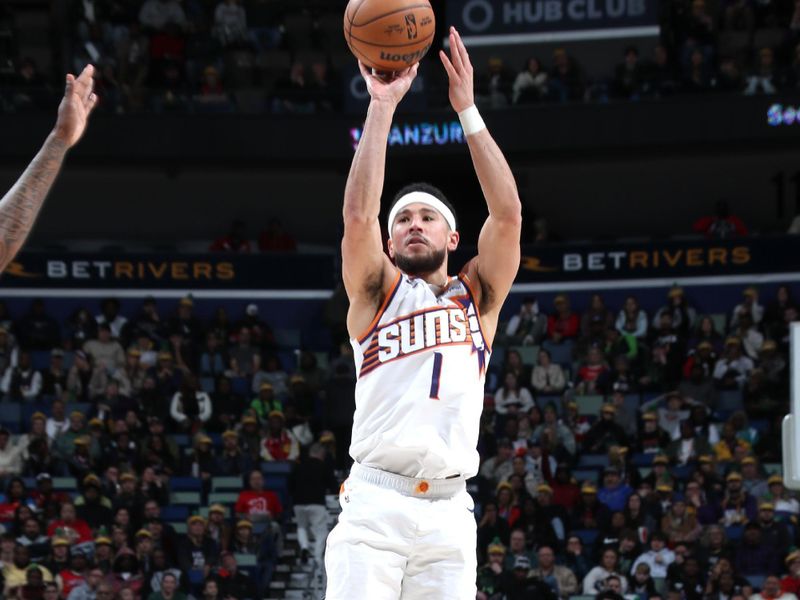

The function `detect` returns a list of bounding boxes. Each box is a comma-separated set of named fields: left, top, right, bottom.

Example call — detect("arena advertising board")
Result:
left=446, top=0, right=660, bottom=45
left=0, top=237, right=797, bottom=291
left=0, top=253, right=338, bottom=291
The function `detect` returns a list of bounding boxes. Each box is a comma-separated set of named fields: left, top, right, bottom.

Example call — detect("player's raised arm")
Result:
left=440, top=28, right=522, bottom=336
left=0, top=64, right=97, bottom=273
left=342, top=63, right=418, bottom=338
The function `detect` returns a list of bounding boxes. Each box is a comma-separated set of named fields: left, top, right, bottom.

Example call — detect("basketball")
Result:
left=344, top=0, right=436, bottom=73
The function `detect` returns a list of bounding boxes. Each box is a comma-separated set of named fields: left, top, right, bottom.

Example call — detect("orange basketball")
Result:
left=344, top=0, right=436, bottom=72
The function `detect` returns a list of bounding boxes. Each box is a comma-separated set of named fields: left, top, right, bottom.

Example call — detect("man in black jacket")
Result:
left=214, top=552, right=257, bottom=600
left=289, top=442, right=338, bottom=568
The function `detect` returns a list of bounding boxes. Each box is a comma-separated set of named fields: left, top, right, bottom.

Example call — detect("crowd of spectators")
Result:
left=0, top=294, right=347, bottom=599
left=474, top=283, right=797, bottom=600
left=3, top=0, right=800, bottom=115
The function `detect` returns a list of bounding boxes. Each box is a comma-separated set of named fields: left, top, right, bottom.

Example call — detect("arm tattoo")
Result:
left=0, top=135, right=67, bottom=272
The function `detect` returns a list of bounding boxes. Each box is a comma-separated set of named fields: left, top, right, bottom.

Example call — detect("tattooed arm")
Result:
left=0, top=64, right=98, bottom=272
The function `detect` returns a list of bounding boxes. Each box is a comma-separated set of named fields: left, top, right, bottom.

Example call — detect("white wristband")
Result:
left=458, top=105, right=486, bottom=137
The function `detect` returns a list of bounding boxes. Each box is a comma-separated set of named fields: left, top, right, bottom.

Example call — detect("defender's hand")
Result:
left=439, top=27, right=474, bottom=113
left=53, top=64, right=98, bottom=148
left=359, top=62, right=419, bottom=108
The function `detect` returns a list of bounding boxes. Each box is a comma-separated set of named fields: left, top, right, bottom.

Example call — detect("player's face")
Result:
left=388, top=204, right=459, bottom=275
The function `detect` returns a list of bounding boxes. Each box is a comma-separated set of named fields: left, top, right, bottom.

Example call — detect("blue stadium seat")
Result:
left=572, top=529, right=599, bottom=546
left=542, top=340, right=574, bottom=367
left=747, top=575, right=766, bottom=591
left=262, top=462, right=292, bottom=475
left=231, top=377, right=250, bottom=397
left=172, top=434, right=190, bottom=448
left=716, top=390, right=743, bottom=412
left=273, top=328, right=301, bottom=349
left=0, top=403, right=21, bottom=431
left=265, top=475, right=289, bottom=508
left=572, top=469, right=600, bottom=484
left=170, top=477, right=202, bottom=492
left=725, top=525, right=744, bottom=541
left=632, top=453, right=655, bottom=467
left=160, top=505, right=190, bottom=522
left=30, top=351, right=50, bottom=370
left=212, top=477, right=243, bottom=491
left=623, top=394, right=640, bottom=413
left=199, top=377, right=215, bottom=394
left=577, top=454, right=609, bottom=469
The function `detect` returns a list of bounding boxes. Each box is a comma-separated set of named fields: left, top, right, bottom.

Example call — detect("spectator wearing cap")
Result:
left=756, top=500, right=791, bottom=553
left=505, top=297, right=547, bottom=346
left=206, top=504, right=231, bottom=551
left=260, top=411, right=299, bottom=462
left=169, top=375, right=212, bottom=432
left=740, top=456, right=768, bottom=498
left=216, top=430, right=251, bottom=477
left=666, top=419, right=712, bottom=466
left=477, top=501, right=511, bottom=562
left=721, top=471, right=757, bottom=526
left=176, top=516, right=218, bottom=578
left=546, top=294, right=580, bottom=345
left=637, top=412, right=671, bottom=454
left=167, top=297, right=204, bottom=351
left=641, top=391, right=691, bottom=442
left=47, top=503, right=93, bottom=545
left=230, top=519, right=261, bottom=556
left=653, top=286, right=697, bottom=335
left=576, top=346, right=609, bottom=396
left=75, top=474, right=113, bottom=530
left=144, top=549, right=182, bottom=599
left=210, top=376, right=246, bottom=432
left=583, top=547, right=628, bottom=595
left=480, top=439, right=515, bottom=489
left=215, top=551, right=259, bottom=600
left=1, top=351, right=42, bottom=401
left=289, top=442, right=336, bottom=567
left=228, top=327, right=260, bottom=378
left=714, top=421, right=752, bottom=464
left=583, top=404, right=629, bottom=454
left=735, top=522, right=780, bottom=576
left=782, top=552, right=800, bottom=595
left=249, top=383, right=282, bottom=424
left=42, top=535, right=71, bottom=577
left=642, top=454, right=674, bottom=491
left=65, top=435, right=95, bottom=481
left=759, top=339, right=786, bottom=387
left=252, top=355, right=290, bottom=401
left=730, top=287, right=764, bottom=329
left=94, top=534, right=114, bottom=572
left=111, top=547, right=144, bottom=596
left=598, top=467, right=634, bottom=513
left=574, top=481, right=609, bottom=530
left=535, top=483, right=568, bottom=541
left=239, top=414, right=262, bottom=464
left=3, top=544, right=54, bottom=589
left=764, top=474, right=799, bottom=515
left=235, top=470, right=282, bottom=523
left=505, top=554, right=556, bottom=600
left=477, top=538, right=508, bottom=600
left=237, top=303, right=275, bottom=351
left=495, top=372, right=535, bottom=416
left=531, top=544, right=578, bottom=599
left=661, top=496, right=702, bottom=545
left=187, top=435, right=217, bottom=485
left=112, top=472, right=146, bottom=522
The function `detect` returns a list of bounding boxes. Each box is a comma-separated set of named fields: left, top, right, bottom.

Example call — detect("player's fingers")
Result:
left=357, top=61, right=374, bottom=81
left=449, top=29, right=463, bottom=72
left=86, top=92, right=98, bottom=114
left=439, top=50, right=458, bottom=80
left=64, top=73, right=75, bottom=99
left=454, top=29, right=473, bottom=72
left=76, top=64, right=95, bottom=103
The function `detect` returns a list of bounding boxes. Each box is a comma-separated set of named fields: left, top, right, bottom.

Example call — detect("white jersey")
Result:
left=349, top=272, right=491, bottom=479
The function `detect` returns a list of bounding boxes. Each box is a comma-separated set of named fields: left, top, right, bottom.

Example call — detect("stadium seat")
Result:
left=764, top=463, right=782, bottom=475
left=543, top=340, right=574, bottom=367
left=170, top=477, right=203, bottom=492
left=572, top=529, right=599, bottom=546
left=172, top=434, right=190, bottom=448
left=262, top=462, right=292, bottom=475
left=632, top=453, right=654, bottom=467
left=171, top=523, right=187, bottom=535
left=577, top=454, right=609, bottom=469
left=623, top=394, right=640, bottom=413
left=160, top=506, right=190, bottom=522
left=212, top=476, right=243, bottom=491
left=172, top=492, right=202, bottom=506
left=52, top=477, right=77, bottom=490
left=274, top=328, right=301, bottom=349
left=234, top=553, right=258, bottom=567
left=725, top=525, right=744, bottom=541
left=30, top=351, right=50, bottom=370
left=747, top=575, right=767, bottom=591
left=710, top=313, right=728, bottom=335
left=231, top=377, right=250, bottom=397
left=0, top=403, right=20, bottom=430
left=209, top=492, right=239, bottom=505
left=511, top=345, right=539, bottom=366
left=576, top=396, right=604, bottom=417
left=572, top=469, right=600, bottom=484
left=716, top=390, right=743, bottom=412
left=199, top=377, right=215, bottom=394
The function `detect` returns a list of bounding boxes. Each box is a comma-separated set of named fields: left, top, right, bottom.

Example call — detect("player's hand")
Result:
left=439, top=27, right=474, bottom=113
left=53, top=64, right=98, bottom=148
left=359, top=62, right=418, bottom=107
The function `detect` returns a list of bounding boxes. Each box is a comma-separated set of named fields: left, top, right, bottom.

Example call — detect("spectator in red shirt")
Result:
left=258, top=218, right=296, bottom=252
left=260, top=411, right=299, bottom=462
left=234, top=469, right=283, bottom=522
left=577, top=346, right=609, bottom=394
left=209, top=220, right=251, bottom=253
left=46, top=503, right=93, bottom=545
left=547, top=295, right=579, bottom=342
left=782, top=551, right=800, bottom=595
left=693, top=200, right=748, bottom=239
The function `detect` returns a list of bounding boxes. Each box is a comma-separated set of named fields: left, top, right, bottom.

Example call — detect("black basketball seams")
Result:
left=349, top=30, right=435, bottom=48
left=351, top=3, right=433, bottom=27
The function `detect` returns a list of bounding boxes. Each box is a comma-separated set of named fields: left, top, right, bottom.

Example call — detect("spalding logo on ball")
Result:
left=344, top=0, right=436, bottom=72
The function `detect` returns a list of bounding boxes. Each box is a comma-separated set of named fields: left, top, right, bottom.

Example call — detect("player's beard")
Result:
left=395, top=247, right=446, bottom=276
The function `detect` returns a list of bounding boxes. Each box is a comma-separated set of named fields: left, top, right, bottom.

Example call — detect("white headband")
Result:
left=387, top=191, right=456, bottom=233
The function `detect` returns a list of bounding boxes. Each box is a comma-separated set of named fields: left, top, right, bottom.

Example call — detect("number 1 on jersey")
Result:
left=429, top=352, right=443, bottom=399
